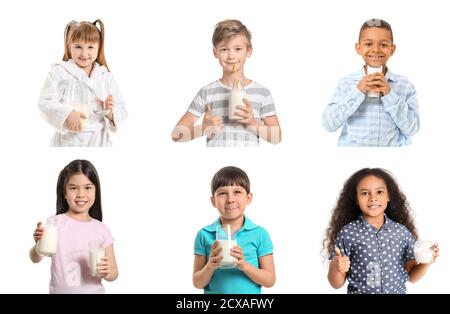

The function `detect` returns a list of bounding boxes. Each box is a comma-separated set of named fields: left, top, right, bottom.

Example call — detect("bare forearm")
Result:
left=193, top=266, right=214, bottom=289
left=104, top=267, right=118, bottom=282
left=409, top=263, right=431, bottom=283
left=172, top=124, right=203, bottom=142
left=29, top=245, right=43, bottom=263
left=242, top=264, right=275, bottom=288
left=328, top=263, right=346, bottom=289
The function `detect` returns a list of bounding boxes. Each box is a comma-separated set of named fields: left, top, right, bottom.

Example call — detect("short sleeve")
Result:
left=257, top=227, right=273, bottom=257
left=187, top=87, right=207, bottom=117
left=194, top=230, right=207, bottom=256
left=330, top=228, right=350, bottom=260
left=260, top=89, right=276, bottom=118
left=403, top=228, right=416, bottom=263
left=100, top=223, right=114, bottom=248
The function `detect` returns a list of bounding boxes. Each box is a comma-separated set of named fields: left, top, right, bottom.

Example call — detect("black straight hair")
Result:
left=56, top=159, right=102, bottom=221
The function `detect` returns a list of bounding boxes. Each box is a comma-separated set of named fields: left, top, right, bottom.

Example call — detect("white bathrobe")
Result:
left=38, top=60, right=128, bottom=146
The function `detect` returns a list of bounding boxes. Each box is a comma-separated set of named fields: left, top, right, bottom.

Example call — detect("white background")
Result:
left=0, top=0, right=448, bottom=293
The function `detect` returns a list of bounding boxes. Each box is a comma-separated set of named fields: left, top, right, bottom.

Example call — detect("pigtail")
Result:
left=62, top=20, right=77, bottom=61
left=93, top=19, right=109, bottom=71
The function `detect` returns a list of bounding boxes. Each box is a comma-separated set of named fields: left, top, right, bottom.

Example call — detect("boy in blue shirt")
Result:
left=323, top=19, right=420, bottom=147
left=193, top=166, right=275, bottom=294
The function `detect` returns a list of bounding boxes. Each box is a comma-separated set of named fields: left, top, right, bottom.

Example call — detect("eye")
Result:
left=377, top=190, right=384, bottom=195
left=236, top=47, right=243, bottom=51
left=360, top=191, right=368, bottom=196
left=86, top=186, right=93, bottom=190
left=69, top=187, right=77, bottom=190
left=220, top=48, right=227, bottom=52
left=218, top=192, right=226, bottom=196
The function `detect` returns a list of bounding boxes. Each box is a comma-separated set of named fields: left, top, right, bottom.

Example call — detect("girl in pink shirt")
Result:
left=30, top=159, right=118, bottom=293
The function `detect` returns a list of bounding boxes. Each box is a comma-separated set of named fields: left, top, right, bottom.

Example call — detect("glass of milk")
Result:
left=64, top=79, right=95, bottom=130
left=36, top=217, right=58, bottom=257
left=89, top=240, right=106, bottom=277
left=216, top=224, right=237, bottom=269
left=414, top=240, right=435, bottom=264
left=228, top=78, right=246, bottom=121
left=366, top=65, right=383, bottom=97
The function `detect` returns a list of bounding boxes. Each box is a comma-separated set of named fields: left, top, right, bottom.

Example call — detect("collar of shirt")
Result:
left=350, top=67, right=398, bottom=83
left=357, top=213, right=394, bottom=234
left=203, top=216, right=258, bottom=234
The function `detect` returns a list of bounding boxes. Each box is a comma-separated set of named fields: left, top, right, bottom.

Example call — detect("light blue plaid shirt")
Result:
left=322, top=68, right=420, bottom=146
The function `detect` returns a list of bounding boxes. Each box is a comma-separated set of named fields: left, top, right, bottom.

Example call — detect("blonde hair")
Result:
left=63, top=19, right=109, bottom=71
left=212, top=19, right=252, bottom=49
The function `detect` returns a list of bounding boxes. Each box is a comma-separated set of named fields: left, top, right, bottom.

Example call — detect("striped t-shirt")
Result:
left=188, top=80, right=277, bottom=147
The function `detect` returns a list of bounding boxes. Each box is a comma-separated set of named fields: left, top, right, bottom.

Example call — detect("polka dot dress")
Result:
left=334, top=215, right=415, bottom=294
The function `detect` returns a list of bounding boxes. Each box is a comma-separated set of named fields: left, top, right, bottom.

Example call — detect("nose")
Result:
left=226, top=192, right=235, bottom=203
left=80, top=48, right=88, bottom=57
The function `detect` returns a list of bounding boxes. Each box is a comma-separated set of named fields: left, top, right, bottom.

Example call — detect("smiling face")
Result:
left=211, top=185, right=252, bottom=224
left=69, top=41, right=99, bottom=75
left=213, top=35, right=252, bottom=75
left=65, top=173, right=96, bottom=217
left=356, top=27, right=396, bottom=67
left=356, top=175, right=390, bottom=225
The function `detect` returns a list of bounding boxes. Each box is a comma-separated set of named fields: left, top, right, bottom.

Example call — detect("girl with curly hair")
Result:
left=324, top=168, right=439, bottom=294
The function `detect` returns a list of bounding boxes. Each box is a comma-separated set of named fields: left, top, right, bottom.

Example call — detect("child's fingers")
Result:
left=242, top=98, right=251, bottom=107
left=335, top=246, right=342, bottom=257
left=80, top=113, right=87, bottom=120
left=211, top=246, right=222, bottom=257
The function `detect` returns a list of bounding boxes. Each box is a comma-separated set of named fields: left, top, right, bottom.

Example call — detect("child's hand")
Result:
left=431, top=243, right=440, bottom=263
left=230, top=245, right=249, bottom=271
left=333, top=247, right=350, bottom=274
left=97, top=256, right=111, bottom=279
left=33, top=222, right=44, bottom=243
left=66, top=110, right=86, bottom=132
left=206, top=240, right=223, bottom=271
left=95, top=95, right=115, bottom=121
left=366, top=73, right=391, bottom=96
left=235, top=99, right=258, bottom=128
left=202, top=104, right=224, bottom=139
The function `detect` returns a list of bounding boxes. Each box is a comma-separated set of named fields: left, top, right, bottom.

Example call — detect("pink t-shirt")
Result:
left=49, top=213, right=114, bottom=294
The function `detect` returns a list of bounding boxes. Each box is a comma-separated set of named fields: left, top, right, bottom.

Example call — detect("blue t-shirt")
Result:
left=194, top=216, right=273, bottom=294
left=333, top=215, right=415, bottom=294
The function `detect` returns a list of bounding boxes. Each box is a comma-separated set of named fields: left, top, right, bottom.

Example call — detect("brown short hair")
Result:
left=212, top=19, right=252, bottom=49
left=211, top=166, right=251, bottom=195
left=359, top=18, right=393, bottom=42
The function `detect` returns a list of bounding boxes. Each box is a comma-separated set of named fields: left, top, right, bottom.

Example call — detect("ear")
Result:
left=213, top=47, right=218, bottom=59
left=246, top=47, right=253, bottom=58
left=246, top=192, right=253, bottom=205
left=210, top=195, right=217, bottom=208
left=355, top=42, right=362, bottom=56
left=390, top=44, right=396, bottom=56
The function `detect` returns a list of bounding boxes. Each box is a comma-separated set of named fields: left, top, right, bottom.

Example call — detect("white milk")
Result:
left=229, top=84, right=246, bottom=121
left=36, top=225, right=58, bottom=257
left=218, top=239, right=237, bottom=268
left=414, top=241, right=434, bottom=264
left=89, top=248, right=105, bottom=276
left=74, top=104, right=89, bottom=128
left=366, top=65, right=383, bottom=97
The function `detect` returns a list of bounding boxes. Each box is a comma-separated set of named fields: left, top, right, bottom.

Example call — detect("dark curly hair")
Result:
left=323, top=168, right=417, bottom=257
